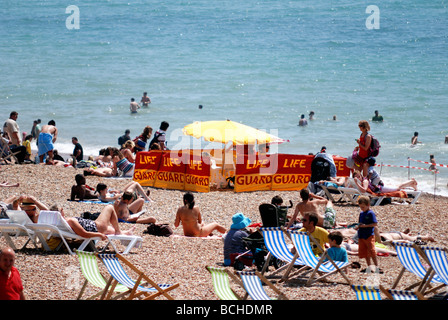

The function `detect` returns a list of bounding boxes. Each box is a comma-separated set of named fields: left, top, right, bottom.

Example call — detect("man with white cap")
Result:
left=223, top=212, right=255, bottom=266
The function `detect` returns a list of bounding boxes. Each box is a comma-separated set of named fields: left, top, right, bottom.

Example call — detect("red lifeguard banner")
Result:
left=234, top=154, right=350, bottom=192
left=133, top=150, right=210, bottom=193
left=134, top=150, right=349, bottom=193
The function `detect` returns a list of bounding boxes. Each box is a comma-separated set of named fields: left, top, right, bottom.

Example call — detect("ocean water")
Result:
left=1, top=0, right=447, bottom=195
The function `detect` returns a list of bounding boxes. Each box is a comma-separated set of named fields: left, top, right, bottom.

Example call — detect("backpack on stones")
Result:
left=369, top=135, right=381, bottom=157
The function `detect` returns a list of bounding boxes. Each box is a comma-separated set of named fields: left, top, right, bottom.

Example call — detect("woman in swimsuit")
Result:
left=120, top=140, right=136, bottom=163
left=174, top=192, right=226, bottom=237
left=355, top=120, right=372, bottom=176
left=50, top=203, right=135, bottom=240
left=353, top=170, right=418, bottom=194
left=111, top=148, right=134, bottom=177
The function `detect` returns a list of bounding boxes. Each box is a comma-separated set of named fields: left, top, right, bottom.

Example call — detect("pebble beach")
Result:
left=1, top=163, right=447, bottom=301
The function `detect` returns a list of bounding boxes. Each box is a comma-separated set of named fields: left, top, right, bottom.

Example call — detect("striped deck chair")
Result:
left=259, top=227, right=305, bottom=280
left=392, top=242, right=444, bottom=293
left=421, top=246, right=448, bottom=288
left=76, top=250, right=130, bottom=300
left=288, top=230, right=351, bottom=286
left=206, top=266, right=245, bottom=300
left=238, top=270, right=288, bottom=300
left=383, top=288, right=426, bottom=300
left=351, top=285, right=382, bottom=300
left=98, top=253, right=179, bottom=300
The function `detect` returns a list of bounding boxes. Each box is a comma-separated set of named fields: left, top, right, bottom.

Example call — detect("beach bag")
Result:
left=149, top=131, right=164, bottom=149
left=369, top=135, right=381, bottom=157
left=46, top=237, right=62, bottom=251
left=143, top=223, right=173, bottom=237
left=310, top=157, right=332, bottom=182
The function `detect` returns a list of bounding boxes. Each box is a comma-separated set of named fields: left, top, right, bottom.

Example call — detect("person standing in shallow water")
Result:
left=298, top=114, right=308, bottom=126
left=129, top=98, right=140, bottom=113
left=140, top=92, right=151, bottom=107
left=372, top=110, right=383, bottom=122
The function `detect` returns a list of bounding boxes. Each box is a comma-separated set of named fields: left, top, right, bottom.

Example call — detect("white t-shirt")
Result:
left=3, top=119, right=21, bottom=145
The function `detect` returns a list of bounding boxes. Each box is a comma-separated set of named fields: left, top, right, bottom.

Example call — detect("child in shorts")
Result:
left=356, top=195, right=380, bottom=273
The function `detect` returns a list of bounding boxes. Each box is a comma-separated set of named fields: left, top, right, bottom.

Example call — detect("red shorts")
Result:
left=358, top=235, right=376, bottom=258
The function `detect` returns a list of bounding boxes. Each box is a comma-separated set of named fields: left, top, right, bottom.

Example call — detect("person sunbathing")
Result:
left=115, top=192, right=156, bottom=224
left=50, top=203, right=135, bottom=240
left=70, top=174, right=98, bottom=201
left=1, top=195, right=49, bottom=223
left=339, top=227, right=435, bottom=245
left=83, top=166, right=114, bottom=177
left=353, top=170, right=418, bottom=194
left=286, top=188, right=342, bottom=229
left=174, top=192, right=226, bottom=237
left=96, top=181, right=151, bottom=203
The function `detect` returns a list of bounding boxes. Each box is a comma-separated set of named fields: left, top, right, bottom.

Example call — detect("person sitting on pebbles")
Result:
left=70, top=174, right=98, bottom=201
left=114, top=192, right=156, bottom=224
left=174, top=192, right=226, bottom=237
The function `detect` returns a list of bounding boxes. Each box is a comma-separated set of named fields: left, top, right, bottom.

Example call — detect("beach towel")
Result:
left=37, top=132, right=54, bottom=156
left=367, top=189, right=408, bottom=199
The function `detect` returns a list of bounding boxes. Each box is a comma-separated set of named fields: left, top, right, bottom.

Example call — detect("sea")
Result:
left=1, top=0, right=447, bottom=195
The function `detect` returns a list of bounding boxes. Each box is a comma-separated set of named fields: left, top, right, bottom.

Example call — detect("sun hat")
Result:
left=230, top=212, right=251, bottom=230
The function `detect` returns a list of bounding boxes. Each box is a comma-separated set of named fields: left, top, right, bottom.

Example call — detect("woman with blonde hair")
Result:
left=352, top=120, right=373, bottom=176
left=121, top=140, right=136, bottom=163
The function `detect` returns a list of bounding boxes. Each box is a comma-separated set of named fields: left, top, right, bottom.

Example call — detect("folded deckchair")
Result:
left=27, top=210, right=102, bottom=255
left=288, top=230, right=351, bottom=286
left=392, top=242, right=444, bottom=294
left=76, top=250, right=131, bottom=300
left=0, top=141, right=20, bottom=164
left=206, top=266, right=244, bottom=300
left=259, top=227, right=305, bottom=280
left=237, top=270, right=288, bottom=300
left=98, top=253, right=179, bottom=300
left=351, top=285, right=382, bottom=300
left=0, top=210, right=38, bottom=250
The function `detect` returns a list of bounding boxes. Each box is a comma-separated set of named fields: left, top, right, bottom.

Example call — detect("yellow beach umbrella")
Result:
left=182, top=119, right=289, bottom=145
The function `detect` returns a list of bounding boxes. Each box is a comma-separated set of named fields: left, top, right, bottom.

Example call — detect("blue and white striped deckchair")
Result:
left=421, top=246, right=448, bottom=287
left=386, top=289, right=425, bottom=300
left=260, top=227, right=305, bottom=279
left=392, top=242, right=443, bottom=293
left=98, top=253, right=179, bottom=300
left=351, top=285, right=382, bottom=300
left=206, top=266, right=244, bottom=300
left=288, top=230, right=351, bottom=286
left=238, top=270, right=288, bottom=300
